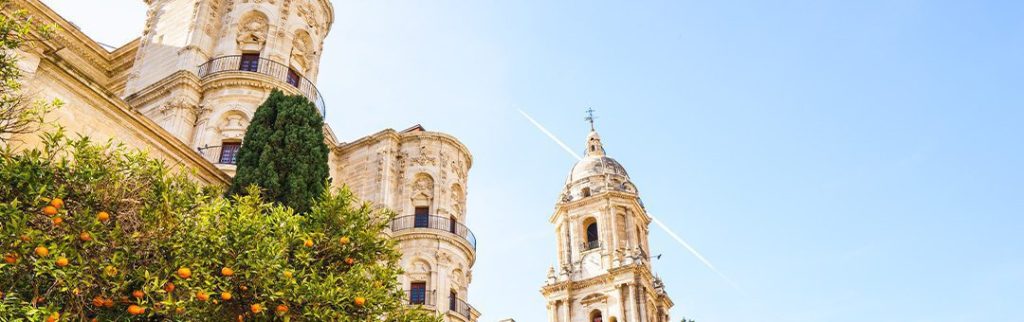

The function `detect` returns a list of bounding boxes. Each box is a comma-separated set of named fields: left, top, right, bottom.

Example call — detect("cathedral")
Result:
left=8, top=0, right=478, bottom=320
left=540, top=125, right=674, bottom=322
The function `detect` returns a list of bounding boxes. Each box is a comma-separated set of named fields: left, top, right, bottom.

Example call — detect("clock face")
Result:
left=581, top=252, right=603, bottom=277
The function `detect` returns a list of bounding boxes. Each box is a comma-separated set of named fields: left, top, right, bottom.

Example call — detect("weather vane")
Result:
left=584, top=107, right=596, bottom=130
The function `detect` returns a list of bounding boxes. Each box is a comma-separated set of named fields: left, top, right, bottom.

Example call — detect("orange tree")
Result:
left=0, top=130, right=439, bottom=321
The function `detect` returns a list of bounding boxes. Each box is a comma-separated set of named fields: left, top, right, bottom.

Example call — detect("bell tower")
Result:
left=122, top=0, right=333, bottom=175
left=541, top=122, right=673, bottom=322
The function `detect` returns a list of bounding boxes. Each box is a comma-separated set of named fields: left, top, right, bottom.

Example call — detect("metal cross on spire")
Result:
left=584, top=107, right=596, bottom=130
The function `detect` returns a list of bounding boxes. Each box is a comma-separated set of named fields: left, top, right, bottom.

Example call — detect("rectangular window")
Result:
left=287, top=68, right=301, bottom=87
left=409, top=282, right=426, bottom=305
left=219, top=142, right=241, bottom=165
left=414, top=207, right=429, bottom=228
left=239, top=54, right=260, bottom=72
left=449, top=290, right=458, bottom=311
left=449, top=216, right=457, bottom=234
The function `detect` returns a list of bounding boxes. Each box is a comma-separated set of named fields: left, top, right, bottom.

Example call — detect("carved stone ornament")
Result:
left=217, top=113, right=249, bottom=139
left=290, top=33, right=314, bottom=72
left=410, top=145, right=437, bottom=166
left=237, top=14, right=269, bottom=51
left=412, top=175, right=434, bottom=198
left=159, top=98, right=196, bottom=115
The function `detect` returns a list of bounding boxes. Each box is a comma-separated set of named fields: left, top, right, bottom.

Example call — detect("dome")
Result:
left=565, top=155, right=629, bottom=185
left=559, top=129, right=638, bottom=202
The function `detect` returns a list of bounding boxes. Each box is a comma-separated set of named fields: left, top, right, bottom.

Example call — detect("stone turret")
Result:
left=123, top=0, right=334, bottom=175
left=542, top=126, right=673, bottom=322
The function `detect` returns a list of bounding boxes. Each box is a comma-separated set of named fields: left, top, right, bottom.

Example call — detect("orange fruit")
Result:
left=97, top=211, right=110, bottom=222
left=132, top=290, right=144, bottom=299
left=176, top=267, right=192, bottom=279
left=127, top=304, right=145, bottom=315
left=45, top=312, right=59, bottom=322
left=51, top=217, right=63, bottom=226
left=221, top=267, right=234, bottom=276
left=250, top=304, right=262, bottom=313
left=92, top=296, right=105, bottom=307
left=196, top=291, right=209, bottom=301
left=339, top=236, right=350, bottom=245
left=79, top=232, right=92, bottom=241
left=163, top=282, right=175, bottom=293
left=220, top=292, right=232, bottom=301
left=283, top=271, right=293, bottom=279
left=42, top=206, right=58, bottom=216
left=55, top=257, right=68, bottom=267
left=49, top=198, right=64, bottom=209
left=344, top=257, right=355, bottom=265
left=19, top=235, right=30, bottom=242
left=103, top=298, right=114, bottom=307
left=34, top=246, right=49, bottom=257
left=175, top=307, right=185, bottom=314
left=239, top=285, right=248, bottom=291
left=275, top=304, right=288, bottom=313
left=303, top=239, right=313, bottom=247
left=354, top=296, right=366, bottom=307
left=3, top=253, right=16, bottom=264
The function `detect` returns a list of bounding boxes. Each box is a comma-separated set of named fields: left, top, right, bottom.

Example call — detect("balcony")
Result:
left=449, top=296, right=477, bottom=320
left=404, top=290, right=436, bottom=308
left=197, top=55, right=326, bottom=116
left=391, top=215, right=477, bottom=251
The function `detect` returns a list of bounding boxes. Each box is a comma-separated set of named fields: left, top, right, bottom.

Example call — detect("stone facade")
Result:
left=333, top=125, right=480, bottom=321
left=8, top=0, right=479, bottom=320
left=541, top=130, right=673, bottom=322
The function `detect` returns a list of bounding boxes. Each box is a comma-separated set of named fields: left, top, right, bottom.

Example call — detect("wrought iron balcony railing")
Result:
left=449, top=296, right=476, bottom=320
left=404, top=290, right=436, bottom=307
left=391, top=215, right=477, bottom=251
left=197, top=55, right=326, bottom=116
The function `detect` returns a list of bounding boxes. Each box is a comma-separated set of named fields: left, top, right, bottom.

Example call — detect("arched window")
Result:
left=585, top=218, right=599, bottom=250
left=590, top=310, right=603, bottom=322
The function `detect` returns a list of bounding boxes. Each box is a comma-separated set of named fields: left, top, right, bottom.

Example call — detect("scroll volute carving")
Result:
left=237, top=12, right=269, bottom=52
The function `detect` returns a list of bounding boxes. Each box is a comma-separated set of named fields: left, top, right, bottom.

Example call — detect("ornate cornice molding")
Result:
left=391, top=231, right=476, bottom=266
left=123, top=71, right=202, bottom=109
left=336, top=129, right=474, bottom=170
left=549, top=191, right=650, bottom=224
left=11, top=0, right=137, bottom=76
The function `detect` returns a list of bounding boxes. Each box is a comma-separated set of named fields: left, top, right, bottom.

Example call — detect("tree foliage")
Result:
left=0, top=0, right=62, bottom=142
left=228, top=89, right=330, bottom=213
left=0, top=130, right=439, bottom=321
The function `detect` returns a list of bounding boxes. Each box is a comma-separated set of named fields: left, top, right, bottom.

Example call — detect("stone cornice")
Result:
left=11, top=0, right=137, bottom=78
left=391, top=231, right=476, bottom=266
left=336, top=128, right=474, bottom=169
left=199, top=71, right=308, bottom=97
left=123, top=71, right=202, bottom=109
left=548, top=191, right=650, bottom=224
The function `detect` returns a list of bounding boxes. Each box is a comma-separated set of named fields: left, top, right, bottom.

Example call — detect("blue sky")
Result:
left=44, top=1, right=1024, bottom=321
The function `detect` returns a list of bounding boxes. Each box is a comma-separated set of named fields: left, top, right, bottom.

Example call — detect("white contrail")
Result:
left=518, top=109, right=583, bottom=161
left=518, top=109, right=743, bottom=293
left=650, top=214, right=744, bottom=293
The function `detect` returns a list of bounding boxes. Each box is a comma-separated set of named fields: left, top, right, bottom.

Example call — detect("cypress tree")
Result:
left=228, top=89, right=330, bottom=213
